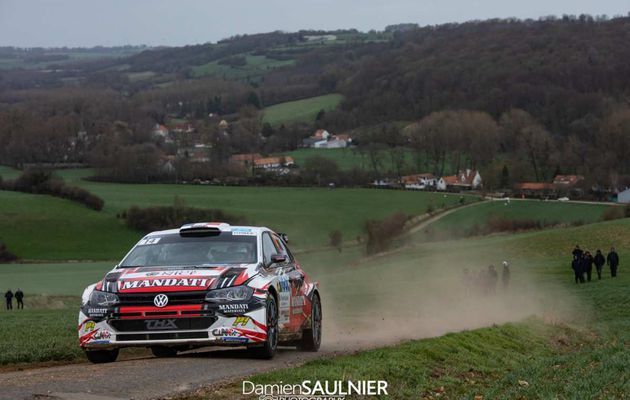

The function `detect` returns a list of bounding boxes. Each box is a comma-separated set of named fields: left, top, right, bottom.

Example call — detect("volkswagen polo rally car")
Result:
left=78, top=223, right=321, bottom=363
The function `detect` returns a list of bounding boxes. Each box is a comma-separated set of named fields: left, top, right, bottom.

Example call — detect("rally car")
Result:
left=78, top=223, right=322, bottom=363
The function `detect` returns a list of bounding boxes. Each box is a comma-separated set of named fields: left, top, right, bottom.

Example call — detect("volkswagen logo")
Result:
left=153, top=294, right=169, bottom=308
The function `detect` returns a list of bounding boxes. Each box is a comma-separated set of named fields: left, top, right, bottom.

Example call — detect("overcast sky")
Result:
left=0, top=0, right=628, bottom=48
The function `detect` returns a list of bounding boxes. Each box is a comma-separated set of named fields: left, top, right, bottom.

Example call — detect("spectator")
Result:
left=572, top=245, right=583, bottom=260
left=594, top=250, right=605, bottom=280
left=4, top=289, right=13, bottom=310
left=607, top=247, right=620, bottom=278
left=15, top=288, right=24, bottom=309
left=572, top=256, right=584, bottom=284
left=583, top=251, right=594, bottom=282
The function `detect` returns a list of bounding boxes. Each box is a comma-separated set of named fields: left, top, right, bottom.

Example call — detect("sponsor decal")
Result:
left=278, top=275, right=291, bottom=292
left=292, top=308, right=304, bottom=315
left=222, top=336, right=249, bottom=343
left=218, top=303, right=249, bottom=313
left=279, top=310, right=290, bottom=324
left=145, top=319, right=178, bottom=330
left=233, top=316, right=250, bottom=327
left=212, top=328, right=241, bottom=336
left=278, top=292, right=290, bottom=324
left=87, top=308, right=109, bottom=318
left=231, top=228, right=256, bottom=236
left=145, top=270, right=196, bottom=277
left=153, top=294, right=169, bottom=307
left=291, top=295, right=305, bottom=307
left=121, top=278, right=209, bottom=290
left=92, top=330, right=111, bottom=340
left=82, top=321, right=96, bottom=333
left=137, top=237, right=161, bottom=246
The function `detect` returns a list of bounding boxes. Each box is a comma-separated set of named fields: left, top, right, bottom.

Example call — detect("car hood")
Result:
left=101, top=264, right=258, bottom=293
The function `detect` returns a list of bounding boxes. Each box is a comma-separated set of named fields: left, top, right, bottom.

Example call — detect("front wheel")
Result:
left=299, top=292, right=322, bottom=351
left=85, top=348, right=119, bottom=363
left=249, top=294, right=278, bottom=359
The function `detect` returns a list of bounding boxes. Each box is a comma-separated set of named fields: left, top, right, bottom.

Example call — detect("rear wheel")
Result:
left=249, top=294, right=278, bottom=359
left=85, top=348, right=119, bottom=363
left=151, top=346, right=178, bottom=358
left=299, top=292, right=322, bottom=351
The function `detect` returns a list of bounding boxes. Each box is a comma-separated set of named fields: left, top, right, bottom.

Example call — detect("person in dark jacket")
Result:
left=607, top=247, right=620, bottom=278
left=571, top=256, right=584, bottom=284
left=4, top=289, right=13, bottom=310
left=572, top=245, right=583, bottom=260
left=594, top=250, right=605, bottom=280
left=15, top=288, right=24, bottom=309
left=583, top=251, right=594, bottom=282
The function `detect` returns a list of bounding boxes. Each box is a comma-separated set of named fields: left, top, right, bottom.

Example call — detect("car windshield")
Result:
left=119, top=232, right=257, bottom=267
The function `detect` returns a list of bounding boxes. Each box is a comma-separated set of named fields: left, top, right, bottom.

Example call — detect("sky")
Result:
left=0, top=0, right=628, bottom=48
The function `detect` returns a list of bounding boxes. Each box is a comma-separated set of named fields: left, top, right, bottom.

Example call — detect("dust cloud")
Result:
left=315, top=246, right=579, bottom=351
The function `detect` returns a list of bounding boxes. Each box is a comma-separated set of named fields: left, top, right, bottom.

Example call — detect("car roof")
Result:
left=146, top=224, right=271, bottom=238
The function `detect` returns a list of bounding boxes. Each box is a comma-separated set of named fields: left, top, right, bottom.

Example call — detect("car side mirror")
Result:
left=270, top=254, right=286, bottom=265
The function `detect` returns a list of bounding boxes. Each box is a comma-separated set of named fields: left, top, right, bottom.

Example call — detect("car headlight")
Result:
left=205, top=286, right=253, bottom=302
left=89, top=290, right=119, bottom=307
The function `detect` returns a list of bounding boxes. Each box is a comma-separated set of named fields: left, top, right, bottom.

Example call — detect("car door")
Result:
left=262, top=232, right=292, bottom=329
left=271, top=234, right=307, bottom=331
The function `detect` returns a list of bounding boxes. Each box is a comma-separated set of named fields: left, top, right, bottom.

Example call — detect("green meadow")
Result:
left=262, top=93, right=343, bottom=126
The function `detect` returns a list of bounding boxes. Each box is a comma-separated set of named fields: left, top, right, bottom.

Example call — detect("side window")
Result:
left=272, top=235, right=292, bottom=262
left=262, top=233, right=278, bottom=266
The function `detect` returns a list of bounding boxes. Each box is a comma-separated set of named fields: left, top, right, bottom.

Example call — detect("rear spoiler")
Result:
left=180, top=222, right=230, bottom=237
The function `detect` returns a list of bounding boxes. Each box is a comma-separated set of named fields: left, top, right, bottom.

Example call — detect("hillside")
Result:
left=3, top=17, right=630, bottom=189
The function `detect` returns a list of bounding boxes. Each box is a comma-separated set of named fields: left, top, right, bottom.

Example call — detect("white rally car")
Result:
left=78, top=223, right=321, bottom=363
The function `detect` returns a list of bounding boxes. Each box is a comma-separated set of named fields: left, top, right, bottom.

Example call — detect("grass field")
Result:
left=262, top=94, right=343, bottom=126
left=0, top=48, right=144, bottom=70
left=0, top=191, right=138, bottom=260
left=0, top=176, right=469, bottom=259
left=0, top=299, right=83, bottom=364
left=411, top=199, right=612, bottom=242
left=191, top=54, right=295, bottom=79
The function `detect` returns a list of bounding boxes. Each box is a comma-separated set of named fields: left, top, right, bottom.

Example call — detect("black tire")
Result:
left=151, top=346, right=178, bottom=358
left=299, top=292, right=322, bottom=351
left=85, top=348, right=119, bottom=363
left=249, top=294, right=278, bottom=359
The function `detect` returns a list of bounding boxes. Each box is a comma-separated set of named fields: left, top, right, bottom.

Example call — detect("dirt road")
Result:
left=0, top=346, right=336, bottom=400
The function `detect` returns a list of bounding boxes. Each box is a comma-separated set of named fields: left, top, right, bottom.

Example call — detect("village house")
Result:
left=177, top=144, right=211, bottom=163
left=159, top=155, right=177, bottom=175
left=229, top=153, right=262, bottom=169
left=401, top=173, right=437, bottom=190
left=152, top=124, right=169, bottom=138
left=302, top=129, right=352, bottom=149
left=513, top=182, right=556, bottom=198
left=170, top=123, right=195, bottom=134
left=253, top=156, right=295, bottom=175
left=553, top=175, right=584, bottom=187
left=617, top=187, right=630, bottom=204
left=437, top=169, right=482, bottom=191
